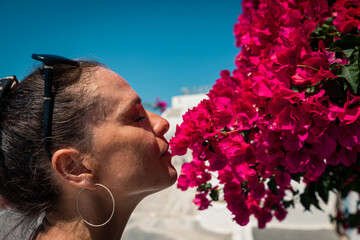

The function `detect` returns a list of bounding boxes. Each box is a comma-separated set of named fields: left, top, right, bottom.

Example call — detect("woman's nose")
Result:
left=147, top=110, right=170, bottom=137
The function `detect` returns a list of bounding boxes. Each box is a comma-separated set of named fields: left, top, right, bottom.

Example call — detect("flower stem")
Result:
left=297, top=64, right=319, bottom=72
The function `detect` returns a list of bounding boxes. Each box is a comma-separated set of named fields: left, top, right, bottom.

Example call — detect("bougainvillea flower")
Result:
left=250, top=204, right=273, bottom=229
left=208, top=151, right=228, bottom=171
left=299, top=0, right=330, bottom=24
left=341, top=96, right=360, bottom=124
left=233, top=163, right=256, bottom=182
left=177, top=160, right=211, bottom=191
left=333, top=5, right=360, bottom=33
left=275, top=170, right=291, bottom=187
left=337, top=148, right=357, bottom=167
left=250, top=182, right=267, bottom=200
left=193, top=193, right=212, bottom=210
left=170, top=125, right=192, bottom=156
left=170, top=0, right=360, bottom=230
left=286, top=150, right=310, bottom=173
left=219, top=133, right=249, bottom=158
left=338, top=123, right=360, bottom=150
left=274, top=204, right=288, bottom=221
left=233, top=209, right=252, bottom=226
left=306, top=156, right=326, bottom=177
left=154, top=97, right=168, bottom=112
left=313, top=133, right=337, bottom=159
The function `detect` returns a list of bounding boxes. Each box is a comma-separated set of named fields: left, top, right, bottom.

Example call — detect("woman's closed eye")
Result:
left=134, top=116, right=146, bottom=122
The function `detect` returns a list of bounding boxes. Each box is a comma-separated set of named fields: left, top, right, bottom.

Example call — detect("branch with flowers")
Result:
left=144, top=97, right=168, bottom=113
left=170, top=0, right=360, bottom=231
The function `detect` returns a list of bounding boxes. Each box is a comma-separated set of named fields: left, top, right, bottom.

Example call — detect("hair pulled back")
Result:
left=0, top=60, right=103, bottom=223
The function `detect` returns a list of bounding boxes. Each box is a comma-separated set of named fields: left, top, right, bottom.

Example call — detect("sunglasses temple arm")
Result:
left=43, top=66, right=54, bottom=161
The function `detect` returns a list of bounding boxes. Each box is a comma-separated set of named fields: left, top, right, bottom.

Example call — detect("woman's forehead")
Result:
left=93, top=67, right=140, bottom=112
left=95, top=68, right=129, bottom=87
left=93, top=68, right=136, bottom=95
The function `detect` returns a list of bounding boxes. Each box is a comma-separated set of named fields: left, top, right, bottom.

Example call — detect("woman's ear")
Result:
left=51, top=148, right=97, bottom=190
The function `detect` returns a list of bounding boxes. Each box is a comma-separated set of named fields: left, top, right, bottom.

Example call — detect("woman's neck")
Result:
left=35, top=198, right=139, bottom=240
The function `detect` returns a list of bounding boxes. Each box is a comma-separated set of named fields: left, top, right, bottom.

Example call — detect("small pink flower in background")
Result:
left=154, top=97, right=167, bottom=113
left=144, top=97, right=168, bottom=114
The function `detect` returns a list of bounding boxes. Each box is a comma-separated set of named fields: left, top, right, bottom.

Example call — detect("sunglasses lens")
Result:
left=31, top=54, right=79, bottom=67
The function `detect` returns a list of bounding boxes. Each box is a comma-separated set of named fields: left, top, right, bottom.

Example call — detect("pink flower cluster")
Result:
left=333, top=0, right=360, bottom=34
left=170, top=0, right=360, bottom=228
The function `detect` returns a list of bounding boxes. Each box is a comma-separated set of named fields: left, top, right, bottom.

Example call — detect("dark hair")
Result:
left=0, top=60, right=103, bottom=230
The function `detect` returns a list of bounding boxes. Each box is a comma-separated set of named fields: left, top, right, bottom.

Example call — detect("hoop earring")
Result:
left=77, top=183, right=115, bottom=227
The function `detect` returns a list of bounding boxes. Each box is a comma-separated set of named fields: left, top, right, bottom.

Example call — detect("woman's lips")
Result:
left=161, top=150, right=172, bottom=162
left=161, top=144, right=170, bottom=156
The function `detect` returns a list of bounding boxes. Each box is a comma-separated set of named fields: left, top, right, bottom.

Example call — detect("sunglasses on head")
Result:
left=31, top=54, right=80, bottom=160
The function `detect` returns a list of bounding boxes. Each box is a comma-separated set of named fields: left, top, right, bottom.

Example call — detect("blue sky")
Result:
left=0, top=0, right=242, bottom=108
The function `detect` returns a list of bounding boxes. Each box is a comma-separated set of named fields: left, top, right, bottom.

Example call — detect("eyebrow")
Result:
left=116, top=96, right=142, bottom=120
left=133, top=96, right=142, bottom=105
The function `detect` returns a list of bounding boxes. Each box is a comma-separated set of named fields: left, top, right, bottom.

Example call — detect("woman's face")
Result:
left=88, top=67, right=177, bottom=199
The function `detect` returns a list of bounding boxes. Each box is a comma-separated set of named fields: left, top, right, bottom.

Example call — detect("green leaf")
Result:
left=348, top=213, right=360, bottom=228
left=282, top=200, right=295, bottom=209
left=310, top=17, right=337, bottom=38
left=323, top=79, right=345, bottom=99
left=267, top=178, right=278, bottom=195
left=209, top=144, right=216, bottom=153
left=343, top=48, right=355, bottom=58
left=290, top=172, right=303, bottom=183
left=197, top=183, right=212, bottom=192
left=338, top=59, right=360, bottom=94
left=300, top=191, right=312, bottom=211
left=324, top=16, right=335, bottom=26
left=317, top=181, right=329, bottom=204
left=300, top=183, right=323, bottom=211
left=202, top=140, right=209, bottom=147
left=329, top=47, right=344, bottom=53
left=308, top=183, right=322, bottom=211
left=242, top=129, right=252, bottom=143
left=209, top=189, right=219, bottom=201
left=311, top=24, right=323, bottom=36
left=331, top=34, right=360, bottom=50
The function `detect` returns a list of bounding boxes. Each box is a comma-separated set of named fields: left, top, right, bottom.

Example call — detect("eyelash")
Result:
left=134, top=116, right=146, bottom=122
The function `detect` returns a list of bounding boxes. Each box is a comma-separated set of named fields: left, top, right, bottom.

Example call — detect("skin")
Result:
left=36, top=67, right=177, bottom=240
